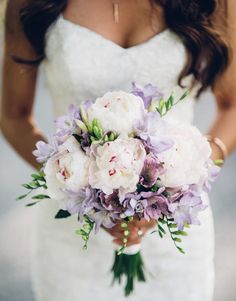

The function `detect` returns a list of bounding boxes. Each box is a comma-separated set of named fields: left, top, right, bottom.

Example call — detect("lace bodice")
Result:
left=43, top=15, right=196, bottom=124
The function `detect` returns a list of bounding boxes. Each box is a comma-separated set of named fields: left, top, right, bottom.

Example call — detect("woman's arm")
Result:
left=209, top=0, right=236, bottom=160
left=0, top=0, right=45, bottom=169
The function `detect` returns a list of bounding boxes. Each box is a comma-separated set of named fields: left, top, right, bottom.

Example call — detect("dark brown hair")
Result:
left=16, top=0, right=230, bottom=95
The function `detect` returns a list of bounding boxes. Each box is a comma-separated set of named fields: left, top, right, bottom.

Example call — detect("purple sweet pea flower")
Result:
left=144, top=195, right=169, bottom=221
left=131, top=82, right=163, bottom=109
left=90, top=210, right=116, bottom=233
left=123, top=198, right=148, bottom=217
left=203, top=161, right=221, bottom=192
left=135, top=112, right=174, bottom=154
left=54, top=104, right=81, bottom=138
left=140, top=153, right=165, bottom=188
left=97, top=191, right=124, bottom=214
left=82, top=99, right=93, bottom=112
left=64, top=186, right=97, bottom=221
left=32, top=136, right=59, bottom=163
left=168, top=192, right=207, bottom=230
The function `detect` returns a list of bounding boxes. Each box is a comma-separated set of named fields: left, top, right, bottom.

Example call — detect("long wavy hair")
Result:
left=12, top=0, right=230, bottom=95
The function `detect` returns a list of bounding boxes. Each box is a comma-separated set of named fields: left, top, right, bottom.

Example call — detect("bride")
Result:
left=1, top=0, right=236, bottom=300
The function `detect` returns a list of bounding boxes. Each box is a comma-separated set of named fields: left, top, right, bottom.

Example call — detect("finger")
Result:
left=133, top=218, right=157, bottom=229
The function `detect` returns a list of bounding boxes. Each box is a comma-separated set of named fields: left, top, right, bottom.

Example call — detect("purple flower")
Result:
left=54, top=104, right=81, bottom=138
left=97, top=191, right=123, bottom=214
left=65, top=186, right=97, bottom=221
left=82, top=99, right=93, bottom=112
left=144, top=195, right=169, bottom=221
left=168, top=192, right=207, bottom=230
left=123, top=197, right=148, bottom=217
left=140, top=153, right=165, bottom=187
left=203, top=161, right=221, bottom=192
left=131, top=82, right=163, bottom=109
left=32, top=136, right=58, bottom=163
left=89, top=210, right=116, bottom=233
left=135, top=112, right=174, bottom=154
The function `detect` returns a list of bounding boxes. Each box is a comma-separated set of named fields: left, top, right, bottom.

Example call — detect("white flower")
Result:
left=89, top=135, right=146, bottom=196
left=87, top=91, right=145, bottom=134
left=44, top=136, right=90, bottom=201
left=158, top=120, right=212, bottom=188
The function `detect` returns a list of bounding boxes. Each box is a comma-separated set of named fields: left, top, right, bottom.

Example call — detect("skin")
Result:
left=1, top=0, right=236, bottom=247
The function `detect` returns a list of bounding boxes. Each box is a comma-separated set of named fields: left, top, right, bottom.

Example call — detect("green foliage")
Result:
left=55, top=210, right=71, bottom=219
left=17, top=169, right=49, bottom=206
left=156, top=90, right=190, bottom=117
left=111, top=251, right=146, bottom=296
left=75, top=216, right=95, bottom=250
left=155, top=216, right=188, bottom=254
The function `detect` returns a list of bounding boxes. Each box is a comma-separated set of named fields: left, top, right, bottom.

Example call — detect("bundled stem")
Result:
left=111, top=251, right=146, bottom=296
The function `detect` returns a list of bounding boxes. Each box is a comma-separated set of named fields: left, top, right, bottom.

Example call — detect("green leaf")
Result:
left=32, top=194, right=50, bottom=200
left=179, top=90, right=190, bottom=101
left=17, top=194, right=28, bottom=201
left=165, top=100, right=172, bottom=112
left=55, top=210, right=71, bottom=219
left=22, top=184, right=33, bottom=190
left=172, top=230, right=188, bottom=236
left=168, top=223, right=177, bottom=229
left=158, top=231, right=163, bottom=238
left=177, top=246, right=185, bottom=254
left=26, top=201, right=40, bottom=207
left=72, top=134, right=82, bottom=144
left=158, top=218, right=167, bottom=224
left=173, top=237, right=182, bottom=243
left=158, top=98, right=165, bottom=113
left=29, top=181, right=38, bottom=187
left=31, top=174, right=42, bottom=180
left=158, top=224, right=166, bottom=234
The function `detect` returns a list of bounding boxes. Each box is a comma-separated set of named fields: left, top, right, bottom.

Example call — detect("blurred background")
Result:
left=0, top=1, right=236, bottom=301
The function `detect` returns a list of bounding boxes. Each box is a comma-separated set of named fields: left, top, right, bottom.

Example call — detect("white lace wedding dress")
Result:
left=31, top=15, right=215, bottom=301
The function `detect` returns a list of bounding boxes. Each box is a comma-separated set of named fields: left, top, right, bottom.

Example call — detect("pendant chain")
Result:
left=112, top=1, right=120, bottom=24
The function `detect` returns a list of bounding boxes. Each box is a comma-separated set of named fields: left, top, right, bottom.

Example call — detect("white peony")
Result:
left=44, top=136, right=90, bottom=201
left=157, top=120, right=212, bottom=188
left=89, top=135, right=146, bottom=196
left=87, top=91, right=145, bottom=134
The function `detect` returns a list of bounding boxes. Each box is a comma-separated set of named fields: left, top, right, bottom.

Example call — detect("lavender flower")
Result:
left=89, top=210, right=116, bottom=233
left=140, top=153, right=165, bottom=188
left=131, top=82, right=163, bottom=110
left=144, top=195, right=169, bottom=220
left=123, top=197, right=148, bottom=217
left=32, top=136, right=58, bottom=163
left=65, top=186, right=97, bottom=221
left=82, top=99, right=93, bottom=112
left=54, top=104, right=81, bottom=138
left=97, top=191, right=123, bottom=214
left=135, top=112, right=174, bottom=154
left=168, top=191, right=207, bottom=230
left=203, top=160, right=221, bottom=192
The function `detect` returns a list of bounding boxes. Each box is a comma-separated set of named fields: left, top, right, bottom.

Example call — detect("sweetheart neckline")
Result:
left=59, top=14, right=171, bottom=51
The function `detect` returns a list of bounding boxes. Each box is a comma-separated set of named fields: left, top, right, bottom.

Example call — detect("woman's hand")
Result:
left=103, top=219, right=157, bottom=247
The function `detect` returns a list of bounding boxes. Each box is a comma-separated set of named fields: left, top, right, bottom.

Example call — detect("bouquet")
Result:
left=18, top=82, right=221, bottom=296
